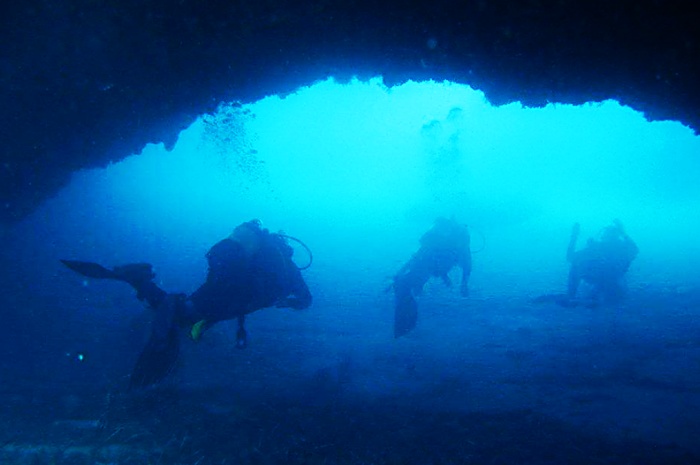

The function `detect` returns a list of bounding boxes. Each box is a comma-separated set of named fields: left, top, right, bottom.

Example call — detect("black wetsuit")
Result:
left=395, top=220, right=471, bottom=296
left=62, top=224, right=313, bottom=388
left=130, top=227, right=311, bottom=388
left=189, top=233, right=312, bottom=324
left=393, top=218, right=471, bottom=337
left=567, top=229, right=638, bottom=303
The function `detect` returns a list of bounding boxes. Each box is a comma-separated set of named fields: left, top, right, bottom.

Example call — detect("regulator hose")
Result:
left=275, top=233, right=314, bottom=270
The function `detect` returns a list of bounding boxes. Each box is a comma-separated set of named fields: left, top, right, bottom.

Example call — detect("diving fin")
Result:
left=60, top=260, right=117, bottom=279
left=61, top=260, right=155, bottom=285
left=394, top=294, right=418, bottom=338
left=63, top=259, right=165, bottom=308
left=130, top=325, right=180, bottom=389
left=111, top=263, right=156, bottom=286
left=190, top=319, right=209, bottom=342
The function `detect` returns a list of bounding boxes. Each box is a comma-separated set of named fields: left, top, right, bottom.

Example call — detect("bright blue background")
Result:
left=2, top=78, right=699, bottom=452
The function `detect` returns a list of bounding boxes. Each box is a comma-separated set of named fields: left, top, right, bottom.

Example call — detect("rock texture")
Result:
left=1, top=1, right=698, bottom=222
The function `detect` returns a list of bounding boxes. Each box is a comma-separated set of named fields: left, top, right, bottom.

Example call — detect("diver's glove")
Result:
left=612, top=219, right=627, bottom=236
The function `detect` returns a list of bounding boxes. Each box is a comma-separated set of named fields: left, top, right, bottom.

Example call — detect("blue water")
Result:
left=1, top=78, right=699, bottom=464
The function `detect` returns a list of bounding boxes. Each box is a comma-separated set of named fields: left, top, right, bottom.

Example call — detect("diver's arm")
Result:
left=393, top=261, right=411, bottom=281
left=627, top=236, right=639, bottom=258
left=615, top=220, right=639, bottom=256
left=621, top=233, right=639, bottom=263
left=620, top=226, right=637, bottom=246
left=394, top=249, right=421, bottom=280
left=275, top=266, right=312, bottom=310
left=441, top=274, right=453, bottom=287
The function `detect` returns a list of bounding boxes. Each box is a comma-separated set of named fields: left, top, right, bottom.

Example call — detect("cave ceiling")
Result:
left=1, top=1, right=698, bottom=223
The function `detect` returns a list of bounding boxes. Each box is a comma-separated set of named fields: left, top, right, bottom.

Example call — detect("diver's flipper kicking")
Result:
left=130, top=323, right=180, bottom=389
left=394, top=291, right=418, bottom=338
left=60, top=260, right=119, bottom=280
left=392, top=271, right=421, bottom=338
left=61, top=260, right=166, bottom=305
left=61, top=260, right=179, bottom=389
left=61, top=221, right=314, bottom=391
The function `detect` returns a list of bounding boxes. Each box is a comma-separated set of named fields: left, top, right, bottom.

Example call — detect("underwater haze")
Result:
left=2, top=78, right=700, bottom=464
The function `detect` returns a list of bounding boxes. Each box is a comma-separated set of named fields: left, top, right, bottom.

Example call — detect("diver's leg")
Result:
left=566, top=264, right=581, bottom=300
left=393, top=273, right=420, bottom=338
left=151, top=294, right=184, bottom=342
left=112, top=264, right=167, bottom=308
left=61, top=259, right=167, bottom=308
left=555, top=265, right=582, bottom=307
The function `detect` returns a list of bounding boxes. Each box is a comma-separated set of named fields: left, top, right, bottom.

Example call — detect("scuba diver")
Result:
left=62, top=219, right=312, bottom=389
left=558, top=219, right=638, bottom=307
left=392, top=217, right=471, bottom=338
